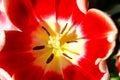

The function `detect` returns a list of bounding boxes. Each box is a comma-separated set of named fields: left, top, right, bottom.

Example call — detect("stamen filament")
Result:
left=62, top=48, right=79, bottom=55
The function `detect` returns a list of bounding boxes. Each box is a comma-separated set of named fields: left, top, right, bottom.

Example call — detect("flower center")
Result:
left=32, top=21, right=86, bottom=67
left=48, top=35, right=60, bottom=49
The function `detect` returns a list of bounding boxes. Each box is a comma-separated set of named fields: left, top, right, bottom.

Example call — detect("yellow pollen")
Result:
left=48, top=35, right=60, bottom=49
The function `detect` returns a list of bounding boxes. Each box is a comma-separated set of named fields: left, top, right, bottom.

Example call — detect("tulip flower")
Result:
left=0, top=0, right=118, bottom=80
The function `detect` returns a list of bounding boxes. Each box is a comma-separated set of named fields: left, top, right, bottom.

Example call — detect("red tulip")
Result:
left=0, top=0, right=118, bottom=80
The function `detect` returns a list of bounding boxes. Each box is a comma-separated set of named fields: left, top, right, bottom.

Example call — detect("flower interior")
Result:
left=31, top=19, right=86, bottom=74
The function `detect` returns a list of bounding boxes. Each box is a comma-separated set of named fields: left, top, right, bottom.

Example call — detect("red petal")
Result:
left=14, top=64, right=63, bottom=80
left=63, top=61, right=104, bottom=80
left=63, top=65, right=76, bottom=80
left=4, top=0, right=38, bottom=31
left=84, top=37, right=114, bottom=62
left=14, top=65, right=44, bottom=80
left=56, top=0, right=76, bottom=20
left=56, top=0, right=85, bottom=31
left=77, top=0, right=88, bottom=14
left=56, top=0, right=87, bottom=19
left=12, top=60, right=107, bottom=80
left=33, top=0, right=56, bottom=19
left=81, top=9, right=117, bottom=39
left=0, top=0, right=18, bottom=31
left=71, top=4, right=85, bottom=24
left=0, top=31, right=35, bottom=75
left=42, top=72, right=63, bottom=80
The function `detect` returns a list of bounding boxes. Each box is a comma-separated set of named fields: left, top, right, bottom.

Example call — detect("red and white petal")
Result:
left=0, top=31, right=5, bottom=51
left=77, top=0, right=88, bottom=14
left=13, top=56, right=63, bottom=80
left=4, top=0, right=38, bottom=31
left=99, top=60, right=110, bottom=80
left=84, top=37, right=115, bottom=62
left=0, top=0, right=19, bottom=31
left=53, top=0, right=75, bottom=33
left=14, top=65, right=63, bottom=80
left=71, top=0, right=85, bottom=25
left=77, top=57, right=104, bottom=80
left=56, top=0, right=86, bottom=20
left=62, top=57, right=106, bottom=80
left=81, top=9, right=117, bottom=39
left=0, top=31, right=35, bottom=75
left=30, top=0, right=57, bottom=34
left=56, top=0, right=85, bottom=34
left=0, top=68, right=12, bottom=80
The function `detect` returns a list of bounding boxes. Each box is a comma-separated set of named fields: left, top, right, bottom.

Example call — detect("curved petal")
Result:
left=0, top=68, right=12, bottom=80
left=56, top=0, right=85, bottom=32
left=0, top=0, right=18, bottom=31
left=33, top=0, right=56, bottom=20
left=71, top=0, right=85, bottom=25
left=77, top=57, right=104, bottom=80
left=0, top=1, right=117, bottom=80
left=4, top=0, right=38, bottom=31
left=12, top=56, right=109, bottom=80
left=63, top=58, right=107, bottom=80
left=77, top=0, right=88, bottom=14
left=56, top=0, right=76, bottom=20
left=84, top=37, right=115, bottom=62
left=13, top=64, right=63, bottom=80
left=0, top=31, right=35, bottom=75
left=0, top=30, right=5, bottom=51
left=99, top=60, right=110, bottom=80
left=81, top=9, right=118, bottom=39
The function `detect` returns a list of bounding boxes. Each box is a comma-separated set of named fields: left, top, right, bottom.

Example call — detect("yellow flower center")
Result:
left=31, top=19, right=86, bottom=73
left=48, top=35, right=60, bottom=49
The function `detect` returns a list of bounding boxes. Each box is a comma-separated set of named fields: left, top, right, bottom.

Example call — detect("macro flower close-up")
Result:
left=0, top=0, right=118, bottom=80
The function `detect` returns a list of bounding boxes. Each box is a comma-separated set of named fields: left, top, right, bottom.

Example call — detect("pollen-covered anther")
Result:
left=66, top=41, right=77, bottom=43
left=41, top=26, right=50, bottom=36
left=46, top=53, right=54, bottom=64
left=60, top=23, right=68, bottom=34
left=33, top=45, right=45, bottom=50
